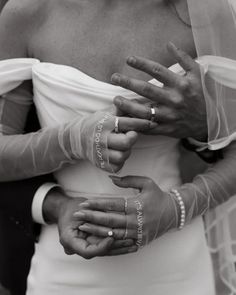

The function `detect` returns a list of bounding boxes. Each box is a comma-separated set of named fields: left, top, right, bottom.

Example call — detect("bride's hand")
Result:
left=111, top=42, right=207, bottom=141
left=75, top=176, right=179, bottom=248
left=67, top=107, right=157, bottom=173
left=57, top=196, right=137, bottom=259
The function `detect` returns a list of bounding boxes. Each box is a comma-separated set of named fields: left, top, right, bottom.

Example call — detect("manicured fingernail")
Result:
left=73, top=212, right=85, bottom=218
left=111, top=73, right=121, bottom=84
left=127, top=56, right=136, bottom=65
left=80, top=202, right=90, bottom=208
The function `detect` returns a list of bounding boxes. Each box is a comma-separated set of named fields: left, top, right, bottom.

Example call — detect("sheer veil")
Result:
left=187, top=0, right=236, bottom=293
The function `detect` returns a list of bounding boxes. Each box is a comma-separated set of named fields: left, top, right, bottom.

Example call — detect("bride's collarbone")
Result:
left=29, top=2, right=194, bottom=83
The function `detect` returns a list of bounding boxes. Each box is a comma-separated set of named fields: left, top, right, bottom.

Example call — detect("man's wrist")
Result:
left=42, top=188, right=71, bottom=224
left=32, top=183, right=61, bottom=224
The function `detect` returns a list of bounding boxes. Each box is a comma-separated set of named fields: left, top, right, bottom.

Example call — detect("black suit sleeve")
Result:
left=181, top=138, right=224, bottom=163
left=0, top=174, right=55, bottom=240
left=0, top=104, right=55, bottom=294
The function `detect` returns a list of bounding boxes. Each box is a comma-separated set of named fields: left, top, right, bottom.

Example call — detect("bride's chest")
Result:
left=29, top=2, right=195, bottom=83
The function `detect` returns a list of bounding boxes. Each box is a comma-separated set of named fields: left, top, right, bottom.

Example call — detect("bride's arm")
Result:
left=74, top=140, right=236, bottom=248
left=0, top=2, right=155, bottom=181
left=178, top=140, right=236, bottom=222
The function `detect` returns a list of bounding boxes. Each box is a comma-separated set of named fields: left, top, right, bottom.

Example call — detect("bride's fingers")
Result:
left=74, top=210, right=127, bottom=228
left=107, top=131, right=138, bottom=151
left=80, top=197, right=126, bottom=212
left=106, top=149, right=131, bottom=165
left=85, top=236, right=135, bottom=249
left=109, top=175, right=152, bottom=191
left=79, top=223, right=137, bottom=239
left=112, top=239, right=135, bottom=249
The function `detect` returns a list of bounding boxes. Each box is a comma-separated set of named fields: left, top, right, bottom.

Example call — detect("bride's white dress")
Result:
left=1, top=59, right=215, bottom=295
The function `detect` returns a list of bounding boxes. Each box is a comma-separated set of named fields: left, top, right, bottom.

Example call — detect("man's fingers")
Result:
left=126, top=55, right=179, bottom=86
left=69, top=237, right=114, bottom=259
left=74, top=210, right=127, bottom=228
left=167, top=42, right=198, bottom=73
left=118, top=116, right=157, bottom=132
left=111, top=74, right=172, bottom=105
left=114, top=96, right=152, bottom=120
left=114, top=97, right=179, bottom=123
left=142, top=123, right=178, bottom=136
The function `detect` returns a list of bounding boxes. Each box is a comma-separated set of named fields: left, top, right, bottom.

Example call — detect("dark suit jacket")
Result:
left=0, top=105, right=54, bottom=295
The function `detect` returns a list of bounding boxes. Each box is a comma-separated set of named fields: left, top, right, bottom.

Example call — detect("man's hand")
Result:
left=43, top=189, right=136, bottom=259
left=111, top=42, right=207, bottom=141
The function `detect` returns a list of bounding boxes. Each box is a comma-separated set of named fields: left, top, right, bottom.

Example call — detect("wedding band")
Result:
left=150, top=107, right=156, bottom=122
left=124, top=198, right=128, bottom=214
left=123, top=228, right=128, bottom=240
left=108, top=230, right=114, bottom=237
left=114, top=117, right=119, bottom=133
left=123, top=199, right=128, bottom=239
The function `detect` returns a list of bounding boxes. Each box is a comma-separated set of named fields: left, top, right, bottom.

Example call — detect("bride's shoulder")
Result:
left=1, top=0, right=50, bottom=24
left=0, top=0, right=50, bottom=59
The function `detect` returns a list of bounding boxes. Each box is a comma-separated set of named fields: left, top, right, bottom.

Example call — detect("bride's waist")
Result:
left=55, top=149, right=181, bottom=196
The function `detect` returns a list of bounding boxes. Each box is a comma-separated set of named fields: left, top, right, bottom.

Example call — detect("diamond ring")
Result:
left=108, top=230, right=114, bottom=237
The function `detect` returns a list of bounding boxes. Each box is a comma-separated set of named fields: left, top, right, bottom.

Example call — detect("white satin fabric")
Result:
left=1, top=59, right=215, bottom=295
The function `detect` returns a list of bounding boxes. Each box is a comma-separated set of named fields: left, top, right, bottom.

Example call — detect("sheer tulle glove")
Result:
left=43, top=190, right=137, bottom=259
left=74, top=176, right=179, bottom=249
left=65, top=108, right=156, bottom=173
left=0, top=106, right=155, bottom=180
left=74, top=141, right=236, bottom=251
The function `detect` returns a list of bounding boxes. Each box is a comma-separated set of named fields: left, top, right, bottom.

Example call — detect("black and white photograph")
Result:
left=0, top=0, right=235, bottom=294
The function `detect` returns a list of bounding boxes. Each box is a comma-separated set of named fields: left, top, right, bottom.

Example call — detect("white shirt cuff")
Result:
left=32, top=183, right=60, bottom=225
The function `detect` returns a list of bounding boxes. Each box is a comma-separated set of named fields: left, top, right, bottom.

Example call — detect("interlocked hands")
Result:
left=74, top=176, right=178, bottom=251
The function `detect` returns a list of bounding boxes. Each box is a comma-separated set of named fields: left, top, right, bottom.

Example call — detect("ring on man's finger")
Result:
left=114, top=117, right=119, bottom=133
left=150, top=106, right=157, bottom=122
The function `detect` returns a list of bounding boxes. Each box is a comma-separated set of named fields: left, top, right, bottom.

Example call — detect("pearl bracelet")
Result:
left=170, top=189, right=186, bottom=230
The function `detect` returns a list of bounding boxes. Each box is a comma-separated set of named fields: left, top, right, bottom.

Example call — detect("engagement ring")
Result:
left=108, top=230, right=114, bottom=237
